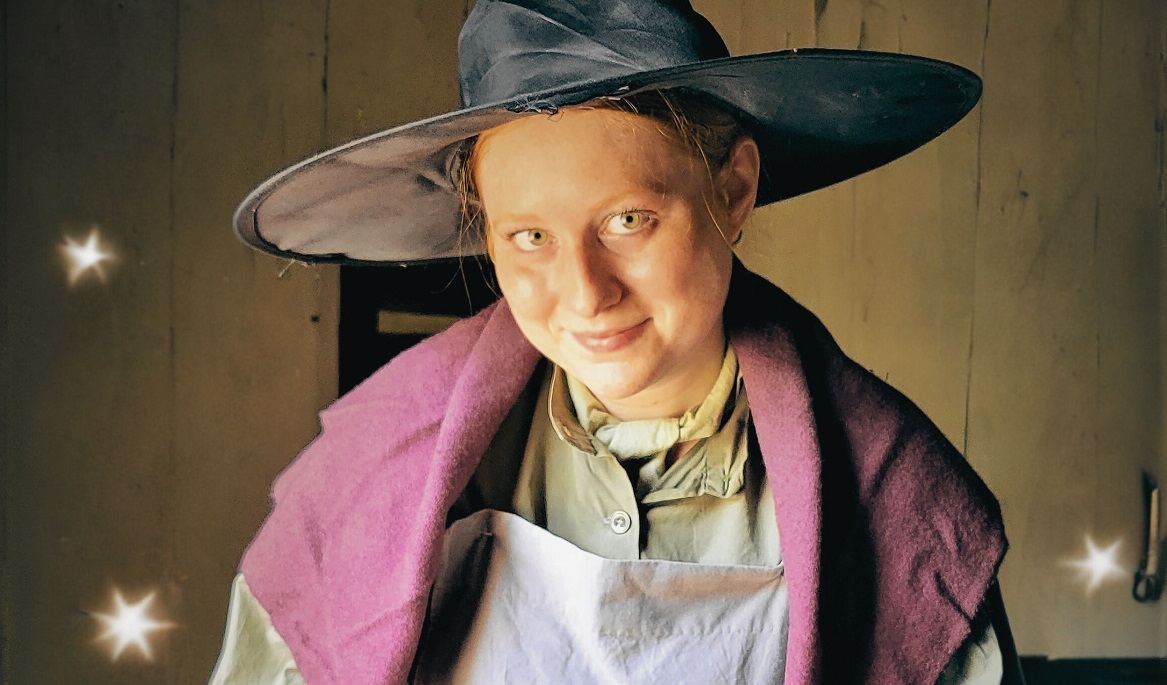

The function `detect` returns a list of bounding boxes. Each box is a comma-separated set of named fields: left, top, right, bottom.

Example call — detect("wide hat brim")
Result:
left=234, top=48, right=981, bottom=265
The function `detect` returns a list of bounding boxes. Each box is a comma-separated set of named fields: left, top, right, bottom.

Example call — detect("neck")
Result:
left=595, top=335, right=727, bottom=422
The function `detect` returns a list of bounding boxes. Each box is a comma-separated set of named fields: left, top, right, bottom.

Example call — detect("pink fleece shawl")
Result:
left=241, top=265, right=1006, bottom=685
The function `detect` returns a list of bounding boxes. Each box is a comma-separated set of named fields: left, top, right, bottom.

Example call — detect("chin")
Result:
left=569, top=360, right=656, bottom=403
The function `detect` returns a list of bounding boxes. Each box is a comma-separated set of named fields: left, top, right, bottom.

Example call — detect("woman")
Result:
left=213, top=1, right=1014, bottom=683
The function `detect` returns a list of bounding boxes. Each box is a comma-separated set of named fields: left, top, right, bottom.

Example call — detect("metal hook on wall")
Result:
left=1133, top=471, right=1163, bottom=602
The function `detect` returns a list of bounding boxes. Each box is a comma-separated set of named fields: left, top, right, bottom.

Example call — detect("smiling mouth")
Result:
left=570, top=320, right=649, bottom=353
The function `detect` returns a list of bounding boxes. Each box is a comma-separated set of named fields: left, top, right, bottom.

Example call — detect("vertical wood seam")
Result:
left=963, top=0, right=992, bottom=457
left=321, top=0, right=331, bottom=147
left=813, top=0, right=827, bottom=47
left=896, top=0, right=902, bottom=54
left=164, top=7, right=182, bottom=678
left=1091, top=1, right=1104, bottom=533
left=849, top=179, right=857, bottom=344
left=1159, top=7, right=1167, bottom=220
left=1159, top=5, right=1167, bottom=657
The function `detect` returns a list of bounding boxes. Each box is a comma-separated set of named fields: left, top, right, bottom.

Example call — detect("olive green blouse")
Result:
left=512, top=346, right=781, bottom=566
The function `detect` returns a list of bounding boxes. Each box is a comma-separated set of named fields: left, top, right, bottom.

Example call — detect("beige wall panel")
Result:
left=848, top=146, right=977, bottom=444
left=165, top=0, right=469, bottom=675
left=706, top=0, right=862, bottom=365
left=4, top=1, right=181, bottom=683
left=752, top=0, right=817, bottom=50
left=843, top=0, right=982, bottom=444
left=693, top=0, right=808, bottom=52
left=742, top=185, right=860, bottom=341
left=325, top=0, right=468, bottom=142
left=696, top=0, right=831, bottom=338
left=897, top=0, right=987, bottom=73
left=1161, top=13, right=1167, bottom=657
left=699, top=0, right=856, bottom=357
left=169, top=0, right=338, bottom=678
left=886, top=2, right=986, bottom=444
left=1093, top=0, right=1166, bottom=656
left=812, top=0, right=860, bottom=47
left=731, top=0, right=986, bottom=446
left=971, top=0, right=1130, bottom=658
left=691, top=0, right=747, bottom=51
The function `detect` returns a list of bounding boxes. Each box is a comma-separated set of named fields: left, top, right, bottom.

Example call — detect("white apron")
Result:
left=412, top=510, right=789, bottom=684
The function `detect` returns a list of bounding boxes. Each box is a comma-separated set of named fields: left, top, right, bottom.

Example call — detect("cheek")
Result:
left=495, top=261, right=555, bottom=325
left=650, top=232, right=732, bottom=327
left=638, top=227, right=726, bottom=297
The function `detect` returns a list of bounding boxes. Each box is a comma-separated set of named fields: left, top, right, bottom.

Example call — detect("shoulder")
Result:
left=728, top=261, right=999, bottom=517
left=728, top=262, right=1005, bottom=679
left=268, top=300, right=505, bottom=508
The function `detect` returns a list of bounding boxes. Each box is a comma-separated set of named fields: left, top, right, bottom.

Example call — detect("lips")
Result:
left=569, top=320, right=649, bottom=353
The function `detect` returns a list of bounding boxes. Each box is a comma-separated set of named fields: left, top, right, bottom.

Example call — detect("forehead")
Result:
left=472, top=108, right=701, bottom=215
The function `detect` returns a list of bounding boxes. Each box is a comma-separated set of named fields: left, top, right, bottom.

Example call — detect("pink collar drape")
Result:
left=241, top=265, right=1006, bottom=685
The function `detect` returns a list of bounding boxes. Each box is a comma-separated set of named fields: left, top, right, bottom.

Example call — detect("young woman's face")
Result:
left=475, top=108, right=758, bottom=420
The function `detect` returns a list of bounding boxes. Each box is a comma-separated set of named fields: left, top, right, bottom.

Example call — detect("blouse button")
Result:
left=608, top=510, right=632, bottom=535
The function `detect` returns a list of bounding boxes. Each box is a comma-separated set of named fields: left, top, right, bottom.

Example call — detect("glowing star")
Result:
left=1063, top=535, right=1126, bottom=594
left=92, top=589, right=172, bottom=661
left=60, top=228, right=114, bottom=285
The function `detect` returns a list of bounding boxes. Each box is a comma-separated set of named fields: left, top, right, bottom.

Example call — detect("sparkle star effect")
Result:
left=1063, top=535, right=1126, bottom=594
left=59, top=227, right=115, bottom=285
left=91, top=588, right=173, bottom=661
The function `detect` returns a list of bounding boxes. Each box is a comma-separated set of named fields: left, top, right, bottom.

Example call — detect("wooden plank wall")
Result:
left=5, top=3, right=183, bottom=683
left=0, top=0, right=461, bottom=682
left=1162, top=13, right=1167, bottom=654
left=1, top=0, right=1163, bottom=682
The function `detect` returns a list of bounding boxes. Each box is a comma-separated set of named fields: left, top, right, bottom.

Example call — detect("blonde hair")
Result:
left=452, top=88, right=751, bottom=255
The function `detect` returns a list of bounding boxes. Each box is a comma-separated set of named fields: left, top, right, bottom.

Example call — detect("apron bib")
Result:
left=413, top=510, right=789, bottom=684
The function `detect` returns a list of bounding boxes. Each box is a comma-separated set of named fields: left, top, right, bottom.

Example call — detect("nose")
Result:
left=556, top=240, right=623, bottom=317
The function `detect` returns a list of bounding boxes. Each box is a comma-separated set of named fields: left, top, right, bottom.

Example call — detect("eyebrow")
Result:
left=485, top=164, right=684, bottom=230
left=643, top=176, right=675, bottom=197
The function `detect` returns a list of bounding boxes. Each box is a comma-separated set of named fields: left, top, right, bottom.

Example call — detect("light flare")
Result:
left=1063, top=535, right=1126, bottom=594
left=60, top=227, right=115, bottom=285
left=92, top=588, right=173, bottom=661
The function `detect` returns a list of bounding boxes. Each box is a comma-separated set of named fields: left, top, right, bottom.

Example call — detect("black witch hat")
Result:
left=234, top=0, right=981, bottom=264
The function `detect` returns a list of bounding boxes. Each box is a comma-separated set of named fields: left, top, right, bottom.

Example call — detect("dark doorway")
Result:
left=338, top=257, right=500, bottom=395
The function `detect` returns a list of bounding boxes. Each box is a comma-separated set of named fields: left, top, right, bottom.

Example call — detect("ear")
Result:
left=715, top=137, right=761, bottom=244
